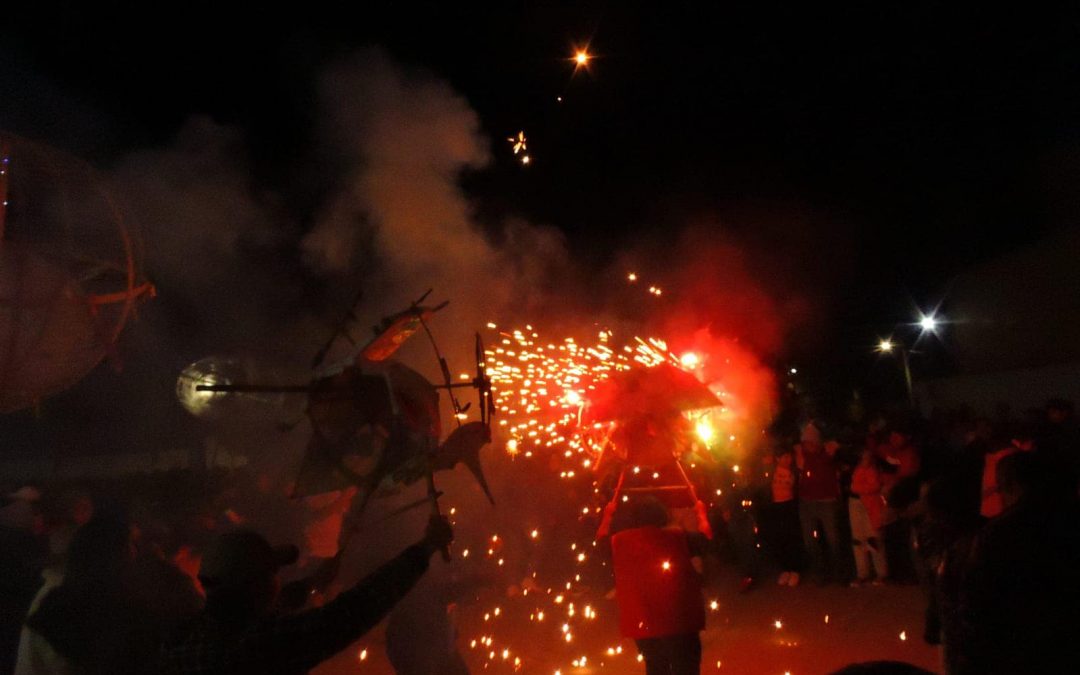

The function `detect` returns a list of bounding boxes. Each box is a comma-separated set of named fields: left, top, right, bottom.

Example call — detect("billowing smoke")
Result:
left=302, top=49, right=567, bottom=370
left=598, top=218, right=836, bottom=456
left=112, top=117, right=297, bottom=356
left=305, top=49, right=495, bottom=282
left=2, top=44, right=833, bottom=673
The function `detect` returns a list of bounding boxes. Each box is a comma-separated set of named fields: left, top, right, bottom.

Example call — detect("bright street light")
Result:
left=875, top=336, right=913, bottom=407
left=918, top=314, right=939, bottom=332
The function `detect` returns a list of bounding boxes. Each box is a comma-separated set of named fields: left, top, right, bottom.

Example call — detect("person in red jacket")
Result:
left=795, top=423, right=842, bottom=584
left=609, top=498, right=708, bottom=675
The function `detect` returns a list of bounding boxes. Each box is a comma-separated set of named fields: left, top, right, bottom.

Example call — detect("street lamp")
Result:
left=876, top=336, right=913, bottom=407
left=875, top=310, right=945, bottom=408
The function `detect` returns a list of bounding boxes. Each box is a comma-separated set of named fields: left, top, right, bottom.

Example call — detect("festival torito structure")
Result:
left=0, top=133, right=154, bottom=413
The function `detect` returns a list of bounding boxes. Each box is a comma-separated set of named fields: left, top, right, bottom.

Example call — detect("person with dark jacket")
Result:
left=159, top=515, right=452, bottom=675
left=763, top=450, right=805, bottom=586
left=21, top=516, right=156, bottom=674
left=918, top=474, right=980, bottom=673
left=957, top=451, right=1080, bottom=674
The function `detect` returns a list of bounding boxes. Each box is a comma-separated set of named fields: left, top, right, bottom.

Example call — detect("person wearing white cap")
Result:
left=795, top=422, right=842, bottom=585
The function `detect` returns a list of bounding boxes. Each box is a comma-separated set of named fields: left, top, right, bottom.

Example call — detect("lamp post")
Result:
left=875, top=310, right=944, bottom=409
left=877, top=338, right=914, bottom=407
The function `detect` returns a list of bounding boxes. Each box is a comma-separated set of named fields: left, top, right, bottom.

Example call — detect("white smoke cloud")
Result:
left=306, top=49, right=495, bottom=285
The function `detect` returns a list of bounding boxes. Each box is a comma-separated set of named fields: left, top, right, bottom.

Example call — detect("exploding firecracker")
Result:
left=478, top=324, right=753, bottom=474
left=508, top=130, right=527, bottom=155
left=481, top=325, right=697, bottom=465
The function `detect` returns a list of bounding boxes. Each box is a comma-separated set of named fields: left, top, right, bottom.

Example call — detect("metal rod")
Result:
left=899, top=345, right=915, bottom=408
left=195, top=384, right=313, bottom=393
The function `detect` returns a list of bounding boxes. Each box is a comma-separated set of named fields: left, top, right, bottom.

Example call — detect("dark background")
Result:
left=3, top=1, right=1080, bottom=415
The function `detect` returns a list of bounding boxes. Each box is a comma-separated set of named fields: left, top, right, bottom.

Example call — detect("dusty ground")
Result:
left=317, top=569, right=941, bottom=675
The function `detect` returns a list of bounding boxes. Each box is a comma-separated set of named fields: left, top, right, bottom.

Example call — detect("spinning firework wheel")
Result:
left=0, top=133, right=153, bottom=412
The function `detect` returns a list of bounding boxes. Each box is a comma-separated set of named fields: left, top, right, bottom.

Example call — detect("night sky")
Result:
left=4, top=1, right=1080, bottom=400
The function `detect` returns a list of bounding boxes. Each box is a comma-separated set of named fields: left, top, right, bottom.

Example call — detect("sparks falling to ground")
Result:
left=315, top=319, right=933, bottom=675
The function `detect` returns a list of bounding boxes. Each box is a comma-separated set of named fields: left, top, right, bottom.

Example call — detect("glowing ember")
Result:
left=696, top=418, right=715, bottom=444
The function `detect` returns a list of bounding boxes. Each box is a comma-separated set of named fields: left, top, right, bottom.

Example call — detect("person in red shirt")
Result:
left=795, top=423, right=842, bottom=585
left=609, top=498, right=708, bottom=675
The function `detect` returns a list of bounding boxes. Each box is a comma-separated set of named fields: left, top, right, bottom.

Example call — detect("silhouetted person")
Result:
left=159, top=515, right=453, bottom=674
left=918, top=474, right=980, bottom=673
left=609, top=498, right=707, bottom=675
left=0, top=487, right=46, bottom=675
left=830, top=662, right=934, bottom=675
left=958, top=451, right=1080, bottom=674
left=1036, top=398, right=1079, bottom=497
left=20, top=516, right=156, bottom=674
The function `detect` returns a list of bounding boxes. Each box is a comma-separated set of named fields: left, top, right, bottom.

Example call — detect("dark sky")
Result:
left=3, top=1, right=1080, bottom=365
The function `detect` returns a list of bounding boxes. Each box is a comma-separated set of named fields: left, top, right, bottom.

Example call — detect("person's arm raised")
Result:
left=255, top=515, right=454, bottom=674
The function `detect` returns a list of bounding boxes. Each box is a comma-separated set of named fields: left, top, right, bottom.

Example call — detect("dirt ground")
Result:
left=317, top=568, right=941, bottom=675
